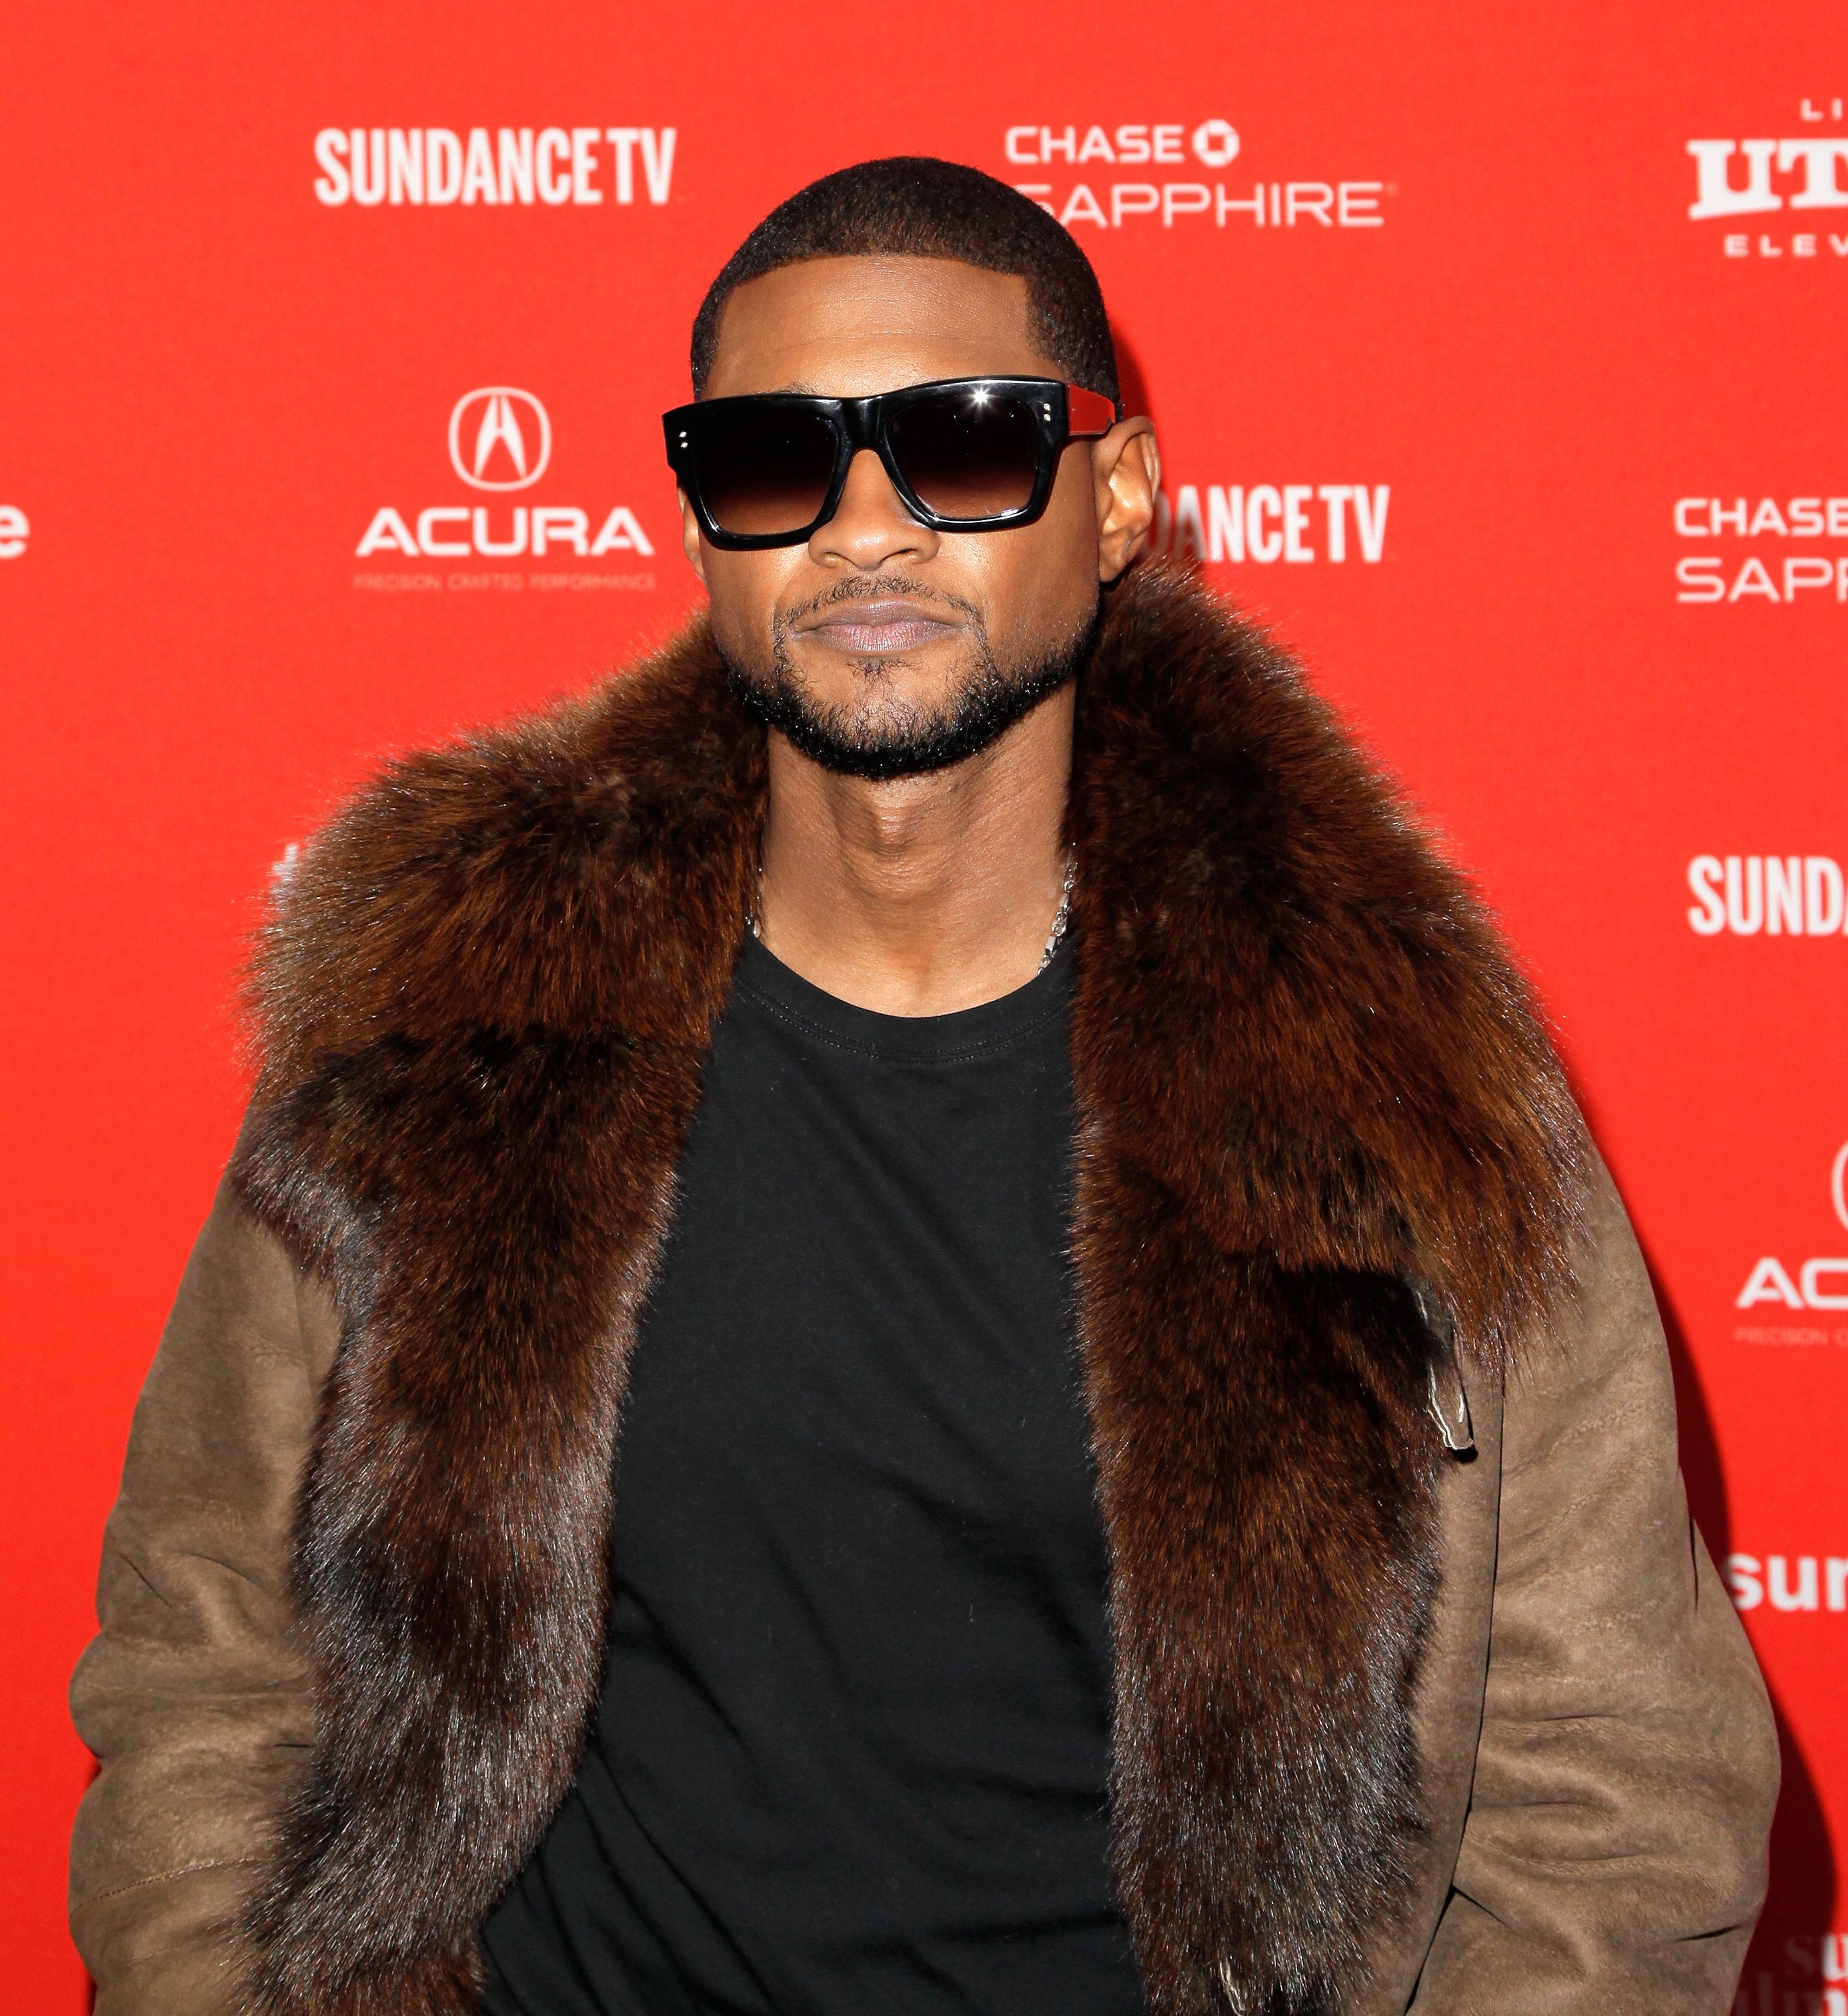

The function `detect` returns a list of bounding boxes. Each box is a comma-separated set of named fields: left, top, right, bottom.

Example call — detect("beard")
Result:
left=717, top=575, right=1097, bottom=782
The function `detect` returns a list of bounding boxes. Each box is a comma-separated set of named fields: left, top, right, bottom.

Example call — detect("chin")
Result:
left=792, top=637, right=970, bottom=702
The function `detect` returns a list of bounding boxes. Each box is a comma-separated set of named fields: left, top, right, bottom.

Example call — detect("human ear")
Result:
left=677, top=488, right=708, bottom=584
left=1091, top=421, right=1161, bottom=581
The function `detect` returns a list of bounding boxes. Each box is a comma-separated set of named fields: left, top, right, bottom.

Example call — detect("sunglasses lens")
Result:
left=695, top=404, right=839, bottom=538
left=887, top=386, right=1043, bottom=522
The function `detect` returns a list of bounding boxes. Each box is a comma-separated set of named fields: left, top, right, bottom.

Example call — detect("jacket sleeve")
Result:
left=69, top=1165, right=334, bottom=2015
left=1411, top=1165, right=1781, bottom=2012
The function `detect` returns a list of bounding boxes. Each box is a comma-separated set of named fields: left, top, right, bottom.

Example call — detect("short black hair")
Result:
left=690, top=157, right=1120, bottom=411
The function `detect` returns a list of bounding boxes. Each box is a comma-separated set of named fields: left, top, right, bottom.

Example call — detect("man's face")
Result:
left=681, top=255, right=1159, bottom=778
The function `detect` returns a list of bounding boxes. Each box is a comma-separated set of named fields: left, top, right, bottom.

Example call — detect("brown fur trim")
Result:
left=236, top=632, right=765, bottom=2013
left=235, top=564, right=1583, bottom=2014
left=1066, top=569, right=1583, bottom=2011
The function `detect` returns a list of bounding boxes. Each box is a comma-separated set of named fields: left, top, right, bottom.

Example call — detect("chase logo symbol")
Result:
left=1191, top=120, right=1241, bottom=168
left=449, top=389, right=552, bottom=492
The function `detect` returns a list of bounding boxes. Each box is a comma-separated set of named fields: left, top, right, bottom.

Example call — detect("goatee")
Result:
left=718, top=579, right=1097, bottom=782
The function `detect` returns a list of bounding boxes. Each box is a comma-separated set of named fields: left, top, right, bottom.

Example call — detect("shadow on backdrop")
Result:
left=1638, top=1237, right=1835, bottom=1986
left=1111, top=325, right=1160, bottom=446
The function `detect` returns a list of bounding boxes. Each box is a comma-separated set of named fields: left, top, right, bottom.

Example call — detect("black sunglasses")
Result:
left=662, top=376, right=1119, bottom=550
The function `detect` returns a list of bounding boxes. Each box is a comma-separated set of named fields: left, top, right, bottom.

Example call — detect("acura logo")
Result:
left=448, top=388, right=552, bottom=492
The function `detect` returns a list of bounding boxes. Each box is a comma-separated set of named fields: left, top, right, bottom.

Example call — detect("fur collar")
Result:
left=236, top=564, right=1583, bottom=2015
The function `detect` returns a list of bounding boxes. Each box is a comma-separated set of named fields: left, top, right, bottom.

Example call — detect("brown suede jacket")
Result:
left=71, top=567, right=1779, bottom=2014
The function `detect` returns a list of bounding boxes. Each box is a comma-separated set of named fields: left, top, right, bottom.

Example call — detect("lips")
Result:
left=794, top=598, right=962, bottom=655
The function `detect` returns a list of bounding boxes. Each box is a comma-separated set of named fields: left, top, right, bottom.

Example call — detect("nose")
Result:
left=808, top=448, right=939, bottom=571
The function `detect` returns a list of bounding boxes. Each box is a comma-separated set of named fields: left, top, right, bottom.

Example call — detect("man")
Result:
left=71, top=157, right=1776, bottom=2015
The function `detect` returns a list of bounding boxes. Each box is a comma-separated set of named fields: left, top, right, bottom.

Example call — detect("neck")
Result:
left=754, top=684, right=1075, bottom=1016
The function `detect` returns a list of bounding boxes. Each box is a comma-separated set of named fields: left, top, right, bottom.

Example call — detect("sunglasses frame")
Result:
left=662, top=376, right=1120, bottom=550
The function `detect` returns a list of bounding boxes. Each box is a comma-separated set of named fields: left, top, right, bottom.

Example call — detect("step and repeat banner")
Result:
left=3, top=2, right=1843, bottom=2005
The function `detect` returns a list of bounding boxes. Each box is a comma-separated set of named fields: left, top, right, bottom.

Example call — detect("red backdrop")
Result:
left=4, top=3, right=1843, bottom=2005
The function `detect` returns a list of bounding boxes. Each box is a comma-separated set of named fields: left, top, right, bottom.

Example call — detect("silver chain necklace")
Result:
left=749, top=852, right=1077, bottom=976
left=1036, top=850, right=1077, bottom=975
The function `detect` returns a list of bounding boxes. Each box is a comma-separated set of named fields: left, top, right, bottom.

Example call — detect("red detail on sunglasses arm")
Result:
left=1066, top=386, right=1118, bottom=437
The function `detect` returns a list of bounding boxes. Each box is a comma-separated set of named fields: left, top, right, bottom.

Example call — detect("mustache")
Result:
left=778, top=575, right=984, bottom=631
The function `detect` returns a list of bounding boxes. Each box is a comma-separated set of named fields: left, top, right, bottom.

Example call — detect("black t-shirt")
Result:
left=480, top=935, right=1144, bottom=2016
